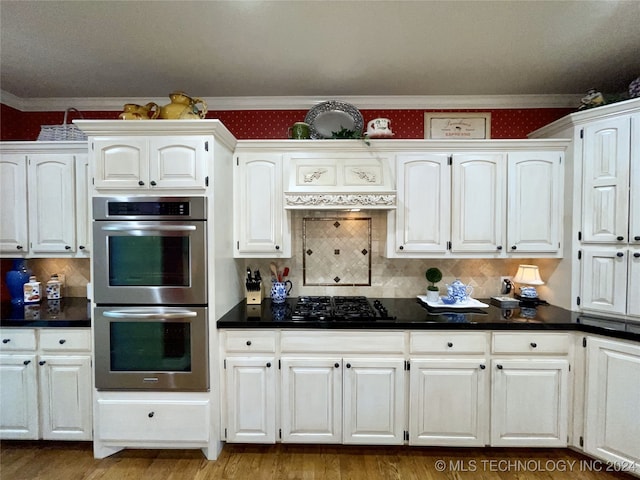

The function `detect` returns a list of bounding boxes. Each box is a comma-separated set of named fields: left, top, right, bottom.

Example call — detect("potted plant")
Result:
left=425, top=267, right=442, bottom=302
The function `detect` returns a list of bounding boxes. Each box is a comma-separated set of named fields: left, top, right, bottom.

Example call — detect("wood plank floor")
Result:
left=1, top=441, right=637, bottom=480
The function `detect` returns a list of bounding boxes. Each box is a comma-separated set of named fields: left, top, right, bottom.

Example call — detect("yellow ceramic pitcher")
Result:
left=119, top=102, right=159, bottom=120
left=159, top=92, right=208, bottom=119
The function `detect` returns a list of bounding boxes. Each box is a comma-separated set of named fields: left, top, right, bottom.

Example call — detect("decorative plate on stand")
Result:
left=305, top=101, right=364, bottom=139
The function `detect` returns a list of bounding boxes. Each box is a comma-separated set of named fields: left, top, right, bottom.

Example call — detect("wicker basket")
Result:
left=37, top=108, right=87, bottom=141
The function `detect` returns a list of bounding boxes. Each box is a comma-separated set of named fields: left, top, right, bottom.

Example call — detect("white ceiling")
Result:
left=1, top=0, right=639, bottom=109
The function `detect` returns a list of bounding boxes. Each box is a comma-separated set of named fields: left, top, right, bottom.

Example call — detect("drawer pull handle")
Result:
left=634, top=253, right=640, bottom=258
left=635, top=236, right=640, bottom=242
left=59, top=339, right=66, bottom=344
left=148, top=412, right=154, bottom=418
left=617, top=236, right=624, bottom=241
left=346, top=363, right=351, bottom=368
left=65, top=245, right=71, bottom=250
left=138, top=180, right=145, bottom=186
left=479, top=364, right=486, bottom=369
left=334, top=363, right=340, bottom=368
left=23, top=360, right=31, bottom=366
left=16, top=245, right=23, bottom=250
left=497, top=245, right=503, bottom=250
left=511, top=245, right=517, bottom=250
left=530, top=342, right=537, bottom=348
left=275, top=245, right=280, bottom=250
left=399, top=245, right=404, bottom=250
left=246, top=340, right=252, bottom=346
left=2, top=339, right=10, bottom=344
left=39, top=360, right=46, bottom=366
left=497, top=364, right=503, bottom=369
left=617, top=252, right=624, bottom=258
left=150, top=180, right=157, bottom=186
left=266, top=362, right=271, bottom=368
left=79, top=245, right=85, bottom=250
left=447, top=342, right=453, bottom=348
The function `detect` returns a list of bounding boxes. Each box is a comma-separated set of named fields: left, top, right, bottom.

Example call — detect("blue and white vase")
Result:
left=5, top=258, right=32, bottom=305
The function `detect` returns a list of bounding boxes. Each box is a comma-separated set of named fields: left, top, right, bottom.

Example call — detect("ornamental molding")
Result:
left=285, top=193, right=396, bottom=209
left=350, top=168, right=377, bottom=183
left=303, top=168, right=328, bottom=183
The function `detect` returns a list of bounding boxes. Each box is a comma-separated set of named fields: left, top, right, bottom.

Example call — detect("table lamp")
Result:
left=512, top=264, right=547, bottom=305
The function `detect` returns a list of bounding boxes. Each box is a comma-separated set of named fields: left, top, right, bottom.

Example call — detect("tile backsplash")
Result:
left=16, top=258, right=90, bottom=298
left=245, top=210, right=561, bottom=299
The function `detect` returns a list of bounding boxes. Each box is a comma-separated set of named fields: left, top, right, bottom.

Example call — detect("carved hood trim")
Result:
left=284, top=192, right=396, bottom=209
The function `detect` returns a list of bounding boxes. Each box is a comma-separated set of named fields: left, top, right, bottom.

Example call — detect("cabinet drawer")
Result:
left=281, top=331, right=405, bottom=354
left=492, top=332, right=570, bottom=354
left=410, top=332, right=487, bottom=354
left=224, top=330, right=277, bottom=353
left=97, top=398, right=209, bottom=443
left=0, top=329, right=36, bottom=351
left=39, top=329, right=91, bottom=352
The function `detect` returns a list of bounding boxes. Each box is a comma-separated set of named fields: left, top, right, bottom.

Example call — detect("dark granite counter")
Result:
left=217, top=297, right=640, bottom=343
left=1, top=297, right=91, bottom=328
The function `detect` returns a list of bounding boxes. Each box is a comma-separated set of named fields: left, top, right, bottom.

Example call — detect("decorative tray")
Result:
left=417, top=295, right=489, bottom=309
left=305, top=100, right=364, bottom=139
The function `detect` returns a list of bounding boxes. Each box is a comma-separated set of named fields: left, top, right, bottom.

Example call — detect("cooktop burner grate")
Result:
left=291, top=296, right=393, bottom=321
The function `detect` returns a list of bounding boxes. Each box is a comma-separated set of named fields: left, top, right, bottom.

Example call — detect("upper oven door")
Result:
left=93, top=220, right=207, bottom=305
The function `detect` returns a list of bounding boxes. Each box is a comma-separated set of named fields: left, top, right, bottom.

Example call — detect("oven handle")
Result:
left=102, top=310, right=198, bottom=319
left=100, top=225, right=197, bottom=232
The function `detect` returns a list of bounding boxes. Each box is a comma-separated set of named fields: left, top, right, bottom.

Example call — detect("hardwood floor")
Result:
left=1, top=441, right=637, bottom=480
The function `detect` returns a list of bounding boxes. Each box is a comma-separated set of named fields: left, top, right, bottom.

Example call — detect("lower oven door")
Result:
left=94, top=306, right=208, bottom=391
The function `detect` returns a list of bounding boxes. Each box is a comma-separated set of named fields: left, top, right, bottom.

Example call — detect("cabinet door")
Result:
left=39, top=355, right=92, bottom=440
left=580, top=247, right=628, bottom=315
left=585, top=337, right=640, bottom=470
left=393, top=154, right=450, bottom=253
left=507, top=151, right=561, bottom=253
left=235, top=153, right=290, bottom=257
left=491, top=358, right=568, bottom=447
left=225, top=357, right=276, bottom=443
left=451, top=153, right=505, bottom=253
left=28, top=154, right=76, bottom=253
left=0, top=354, right=38, bottom=439
left=628, top=248, right=640, bottom=318
left=409, top=358, right=488, bottom=446
left=280, top=357, right=342, bottom=443
left=75, top=153, right=91, bottom=255
left=0, top=154, right=28, bottom=254
left=582, top=116, right=631, bottom=244
left=92, top=138, right=148, bottom=189
left=149, top=137, right=207, bottom=189
left=630, top=113, right=640, bottom=245
left=342, top=358, right=405, bottom=445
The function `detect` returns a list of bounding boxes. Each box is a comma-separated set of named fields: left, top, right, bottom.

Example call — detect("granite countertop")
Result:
left=217, top=297, right=640, bottom=343
left=1, top=297, right=91, bottom=328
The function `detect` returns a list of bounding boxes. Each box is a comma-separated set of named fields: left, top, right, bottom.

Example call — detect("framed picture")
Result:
left=424, top=112, right=491, bottom=139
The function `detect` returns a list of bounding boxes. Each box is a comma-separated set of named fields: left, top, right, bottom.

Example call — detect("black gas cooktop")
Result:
left=291, top=296, right=395, bottom=321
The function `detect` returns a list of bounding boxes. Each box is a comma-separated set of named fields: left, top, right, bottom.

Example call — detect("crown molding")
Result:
left=1, top=90, right=583, bottom=112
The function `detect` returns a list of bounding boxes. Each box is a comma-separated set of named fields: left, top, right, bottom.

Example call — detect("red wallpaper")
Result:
left=1, top=103, right=573, bottom=141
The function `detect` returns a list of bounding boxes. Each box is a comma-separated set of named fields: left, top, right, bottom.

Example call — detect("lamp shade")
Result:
left=513, top=264, right=544, bottom=285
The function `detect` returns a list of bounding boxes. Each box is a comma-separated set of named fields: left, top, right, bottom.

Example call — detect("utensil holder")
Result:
left=245, top=282, right=263, bottom=305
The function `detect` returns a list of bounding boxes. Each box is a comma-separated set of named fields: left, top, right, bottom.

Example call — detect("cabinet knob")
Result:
left=511, top=245, right=517, bottom=250
left=23, top=360, right=31, bottom=366
left=79, top=245, right=85, bottom=250
left=497, top=245, right=503, bottom=250
left=39, top=360, right=46, bottom=366
left=530, top=342, right=537, bottom=348
left=479, top=364, right=486, bottom=369
left=617, top=236, right=624, bottom=241
left=275, top=245, right=280, bottom=250
left=266, top=362, right=271, bottom=368
left=148, top=412, right=154, bottom=418
left=634, top=236, right=640, bottom=242
left=346, top=363, right=351, bottom=368
left=138, top=180, right=145, bottom=186
left=617, top=252, right=624, bottom=258
left=150, top=180, right=157, bottom=186
left=334, top=363, right=340, bottom=368
left=246, top=340, right=252, bottom=346
left=497, top=364, right=503, bottom=369
left=59, top=339, right=66, bottom=344
left=634, top=253, right=640, bottom=258
left=399, top=245, right=404, bottom=250
left=65, top=245, right=71, bottom=250
left=16, top=245, right=23, bottom=250
left=2, top=338, right=10, bottom=344
left=447, top=342, right=453, bottom=348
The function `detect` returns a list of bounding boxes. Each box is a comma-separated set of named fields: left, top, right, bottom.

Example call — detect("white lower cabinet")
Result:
left=584, top=336, right=640, bottom=471
left=490, top=332, right=570, bottom=447
left=0, top=328, right=92, bottom=441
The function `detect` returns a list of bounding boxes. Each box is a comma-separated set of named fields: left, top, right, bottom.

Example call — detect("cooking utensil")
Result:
left=270, top=262, right=278, bottom=281
left=282, top=267, right=289, bottom=278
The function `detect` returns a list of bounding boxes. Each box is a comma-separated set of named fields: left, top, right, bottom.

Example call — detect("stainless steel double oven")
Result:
left=92, top=197, right=208, bottom=391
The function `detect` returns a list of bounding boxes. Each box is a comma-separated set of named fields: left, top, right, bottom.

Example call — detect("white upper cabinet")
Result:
left=451, top=153, right=505, bottom=253
left=582, top=116, right=631, bottom=244
left=0, top=153, right=28, bottom=253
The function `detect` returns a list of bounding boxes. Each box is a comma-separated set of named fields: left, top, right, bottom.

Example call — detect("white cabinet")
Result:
left=408, top=332, right=489, bottom=446
left=233, top=153, right=291, bottom=257
left=0, top=328, right=92, bottom=441
left=580, top=247, right=629, bottom=315
left=0, top=142, right=89, bottom=257
left=584, top=336, right=640, bottom=472
left=393, top=154, right=450, bottom=253
left=91, top=136, right=208, bottom=190
left=490, top=332, right=570, bottom=447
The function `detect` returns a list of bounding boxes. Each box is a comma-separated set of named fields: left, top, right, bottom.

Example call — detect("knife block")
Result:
left=245, top=282, right=263, bottom=305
